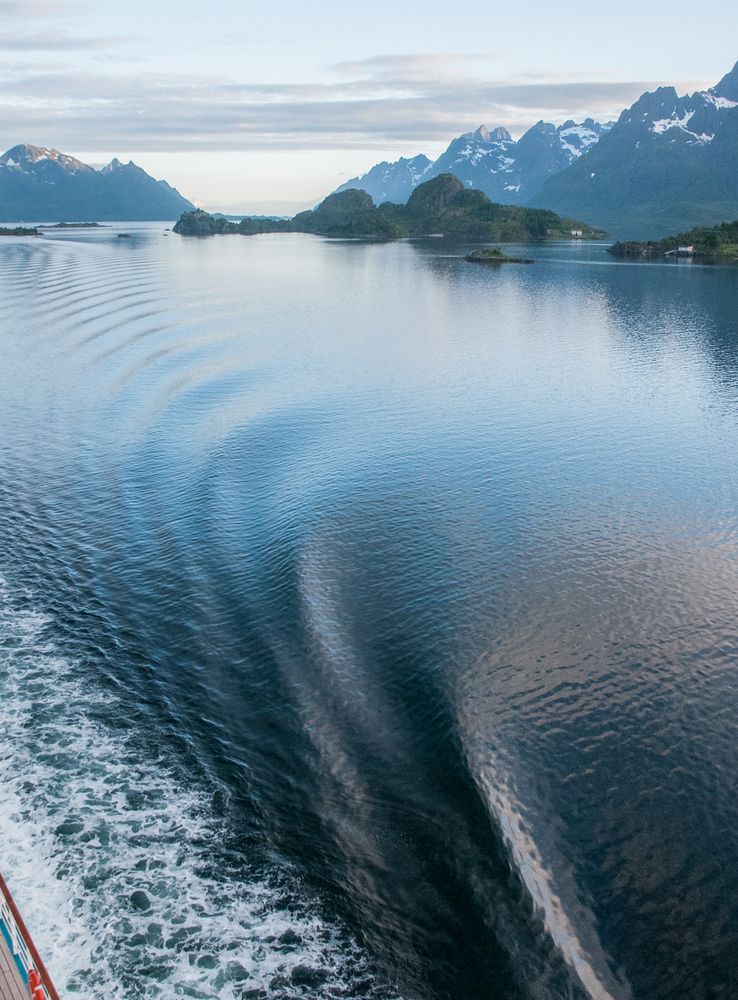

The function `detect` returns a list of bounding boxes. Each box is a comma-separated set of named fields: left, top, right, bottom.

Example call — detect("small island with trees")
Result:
left=465, top=248, right=534, bottom=265
left=610, top=219, right=738, bottom=261
left=0, top=223, right=104, bottom=236
left=174, top=174, right=603, bottom=244
left=43, top=222, right=104, bottom=229
left=0, top=225, right=38, bottom=236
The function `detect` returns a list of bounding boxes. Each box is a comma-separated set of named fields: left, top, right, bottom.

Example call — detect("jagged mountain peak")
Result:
left=490, top=126, right=513, bottom=142
left=0, top=143, right=92, bottom=173
left=526, top=120, right=557, bottom=135
left=711, top=59, right=738, bottom=102
left=621, top=86, right=680, bottom=123
left=100, top=157, right=145, bottom=174
left=452, top=124, right=514, bottom=148
left=399, top=154, right=432, bottom=166
left=468, top=125, right=512, bottom=143
left=612, top=67, right=738, bottom=146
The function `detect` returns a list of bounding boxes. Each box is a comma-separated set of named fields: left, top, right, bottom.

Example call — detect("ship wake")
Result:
left=0, top=575, right=399, bottom=1000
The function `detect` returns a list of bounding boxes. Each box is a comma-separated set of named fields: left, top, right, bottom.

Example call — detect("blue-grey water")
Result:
left=1, top=226, right=738, bottom=1000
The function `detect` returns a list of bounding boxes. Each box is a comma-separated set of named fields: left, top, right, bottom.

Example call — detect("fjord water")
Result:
left=1, top=227, right=738, bottom=1000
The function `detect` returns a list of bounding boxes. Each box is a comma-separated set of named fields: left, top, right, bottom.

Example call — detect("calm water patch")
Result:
left=1, top=228, right=738, bottom=999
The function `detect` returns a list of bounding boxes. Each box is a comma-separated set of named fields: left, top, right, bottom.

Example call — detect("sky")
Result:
left=2, top=0, right=738, bottom=213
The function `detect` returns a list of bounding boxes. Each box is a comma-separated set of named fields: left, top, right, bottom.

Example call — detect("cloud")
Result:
left=0, top=55, right=659, bottom=154
left=0, top=31, right=134, bottom=51
left=0, top=0, right=77, bottom=16
left=332, top=52, right=501, bottom=80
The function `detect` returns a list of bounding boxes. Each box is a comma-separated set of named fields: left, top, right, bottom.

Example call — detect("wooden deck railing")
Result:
left=0, top=874, right=59, bottom=1000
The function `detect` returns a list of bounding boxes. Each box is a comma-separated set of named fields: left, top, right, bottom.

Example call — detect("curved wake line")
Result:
left=476, top=764, right=630, bottom=1000
left=0, top=576, right=394, bottom=999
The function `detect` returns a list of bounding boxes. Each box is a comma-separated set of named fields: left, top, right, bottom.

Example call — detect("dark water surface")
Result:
left=1, top=227, right=738, bottom=1000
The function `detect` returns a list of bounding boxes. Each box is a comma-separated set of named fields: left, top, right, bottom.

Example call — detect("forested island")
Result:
left=0, top=225, right=38, bottom=236
left=0, top=223, right=101, bottom=235
left=43, top=222, right=104, bottom=229
left=610, top=219, right=738, bottom=260
left=174, top=174, right=602, bottom=242
left=465, top=248, right=535, bottom=264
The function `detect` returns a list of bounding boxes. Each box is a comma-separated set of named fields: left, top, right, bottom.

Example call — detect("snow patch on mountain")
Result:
left=651, top=110, right=695, bottom=133
left=707, top=94, right=738, bottom=110
left=0, top=144, right=91, bottom=175
left=558, top=120, right=608, bottom=158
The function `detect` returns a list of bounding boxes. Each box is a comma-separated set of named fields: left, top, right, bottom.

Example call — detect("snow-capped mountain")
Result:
left=423, top=120, right=610, bottom=203
left=0, top=144, right=93, bottom=175
left=506, top=119, right=609, bottom=198
left=421, top=125, right=515, bottom=193
left=531, top=61, right=738, bottom=237
left=335, top=154, right=432, bottom=205
left=0, top=144, right=195, bottom=221
left=333, top=119, right=610, bottom=206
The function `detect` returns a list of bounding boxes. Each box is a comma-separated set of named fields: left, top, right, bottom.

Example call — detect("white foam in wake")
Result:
left=0, top=576, right=392, bottom=999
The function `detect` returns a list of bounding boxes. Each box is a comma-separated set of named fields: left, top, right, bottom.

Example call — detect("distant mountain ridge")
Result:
left=531, top=60, right=738, bottom=236
left=0, top=144, right=195, bottom=221
left=335, top=59, right=738, bottom=238
left=334, top=118, right=611, bottom=207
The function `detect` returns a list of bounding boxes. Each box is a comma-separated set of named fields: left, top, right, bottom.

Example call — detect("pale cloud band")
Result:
left=0, top=0, right=721, bottom=158
left=0, top=30, right=134, bottom=50
left=0, top=62, right=656, bottom=153
left=0, top=0, right=76, bottom=16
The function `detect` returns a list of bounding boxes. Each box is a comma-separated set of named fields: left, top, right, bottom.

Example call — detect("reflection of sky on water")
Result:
left=1, top=232, right=738, bottom=1000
